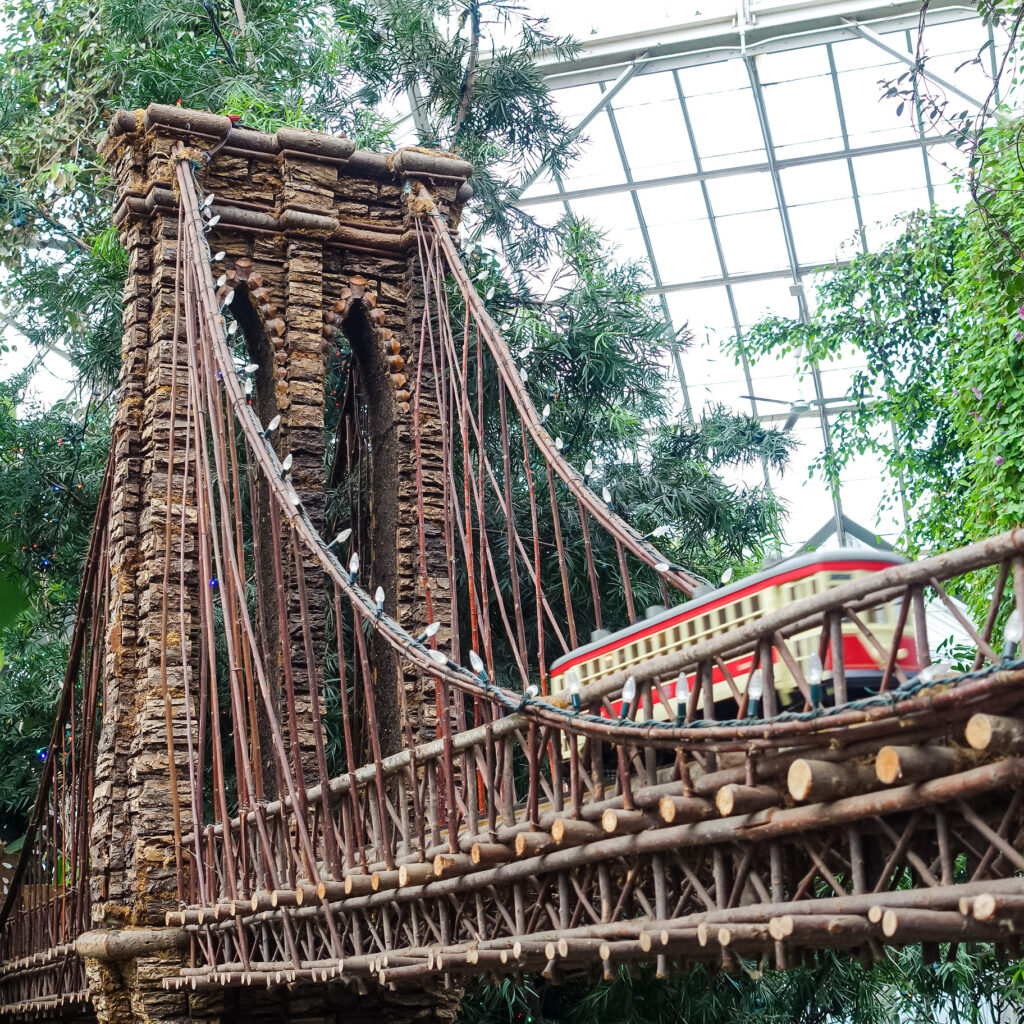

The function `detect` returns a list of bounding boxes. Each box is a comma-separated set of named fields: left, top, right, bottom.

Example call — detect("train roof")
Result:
left=550, top=548, right=907, bottom=673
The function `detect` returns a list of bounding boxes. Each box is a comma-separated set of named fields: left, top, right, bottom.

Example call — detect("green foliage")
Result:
left=734, top=210, right=966, bottom=559
left=458, top=945, right=1024, bottom=1024
left=949, top=117, right=1024, bottom=535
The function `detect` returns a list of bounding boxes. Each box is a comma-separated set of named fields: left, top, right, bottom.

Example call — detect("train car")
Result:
left=549, top=550, right=921, bottom=720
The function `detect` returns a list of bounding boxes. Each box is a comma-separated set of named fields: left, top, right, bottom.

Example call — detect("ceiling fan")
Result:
left=739, top=393, right=848, bottom=431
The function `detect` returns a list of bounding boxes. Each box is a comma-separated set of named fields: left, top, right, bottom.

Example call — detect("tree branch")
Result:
left=453, top=3, right=481, bottom=139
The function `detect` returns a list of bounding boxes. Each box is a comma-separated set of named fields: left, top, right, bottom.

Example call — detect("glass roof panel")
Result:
left=712, top=209, right=790, bottom=275
left=788, top=197, right=861, bottom=266
left=510, top=2, right=1010, bottom=545
left=607, top=73, right=698, bottom=179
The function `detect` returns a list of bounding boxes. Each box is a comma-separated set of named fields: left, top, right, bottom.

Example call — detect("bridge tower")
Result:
left=89, top=106, right=471, bottom=1024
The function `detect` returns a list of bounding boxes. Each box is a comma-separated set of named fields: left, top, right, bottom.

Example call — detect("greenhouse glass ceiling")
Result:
left=497, top=0, right=1008, bottom=548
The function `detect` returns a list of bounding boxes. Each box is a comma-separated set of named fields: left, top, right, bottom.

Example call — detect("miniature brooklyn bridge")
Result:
left=2, top=106, right=1024, bottom=1024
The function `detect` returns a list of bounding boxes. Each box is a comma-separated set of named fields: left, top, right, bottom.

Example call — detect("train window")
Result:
left=831, top=572, right=852, bottom=582
left=701, top=615, right=712, bottom=636
left=685, top=619, right=695, bottom=637
left=869, top=606, right=887, bottom=625
left=718, top=607, right=728, bottom=627
left=644, top=636, right=654, bottom=656
left=750, top=594, right=760, bottom=613
left=672, top=625, right=682, bottom=645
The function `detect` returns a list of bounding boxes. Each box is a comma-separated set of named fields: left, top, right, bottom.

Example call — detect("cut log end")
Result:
left=788, top=760, right=815, bottom=802
left=875, top=746, right=902, bottom=785
left=974, top=893, right=997, bottom=921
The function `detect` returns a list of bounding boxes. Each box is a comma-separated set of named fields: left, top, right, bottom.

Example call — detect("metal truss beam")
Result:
left=519, top=133, right=953, bottom=208
left=844, top=19, right=987, bottom=111
left=517, top=56, right=647, bottom=197
left=531, top=0, right=976, bottom=90
left=644, top=260, right=854, bottom=296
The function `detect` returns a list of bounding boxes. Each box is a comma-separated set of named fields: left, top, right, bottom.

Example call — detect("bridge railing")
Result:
left=0, top=468, right=108, bottom=1006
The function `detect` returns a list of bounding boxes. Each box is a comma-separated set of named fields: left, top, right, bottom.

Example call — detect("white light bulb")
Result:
left=227, top=322, right=238, bottom=335
left=375, top=586, right=385, bottom=612
left=281, top=453, right=293, bottom=473
left=206, top=214, right=221, bottom=229
left=568, top=667, right=581, bottom=695
left=348, top=551, right=360, bottom=576
left=217, top=274, right=227, bottom=287
left=655, top=562, right=670, bottom=573
left=424, top=621, right=440, bottom=639
left=469, top=649, right=485, bottom=675
left=525, top=684, right=540, bottom=699
left=747, top=669, right=764, bottom=702
left=720, top=566, right=734, bottom=583
left=602, top=487, right=612, bottom=504
left=652, top=525, right=671, bottom=538
left=541, top=404, right=550, bottom=422
left=622, top=676, right=637, bottom=704
left=220, top=289, right=234, bottom=307
left=244, top=379, right=253, bottom=396
left=520, top=368, right=528, bottom=383
left=555, top=437, right=563, bottom=450
left=429, top=649, right=448, bottom=666
left=264, top=414, right=281, bottom=434
left=244, top=363, right=259, bottom=374
left=805, top=652, right=823, bottom=686
left=1006, top=609, right=1023, bottom=645
left=212, top=251, right=226, bottom=262
left=918, top=661, right=954, bottom=684
left=584, top=460, right=593, bottom=477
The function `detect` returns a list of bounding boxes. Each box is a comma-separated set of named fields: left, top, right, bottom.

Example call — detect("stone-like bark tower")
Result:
left=89, top=105, right=470, bottom=1024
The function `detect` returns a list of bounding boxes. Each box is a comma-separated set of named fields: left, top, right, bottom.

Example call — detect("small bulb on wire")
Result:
left=602, top=486, right=612, bottom=508
left=212, top=250, right=226, bottom=262
left=469, top=649, right=488, bottom=682
left=348, top=551, right=359, bottom=582
left=281, top=453, right=293, bottom=477
left=202, top=193, right=216, bottom=210
left=541, top=404, right=550, bottom=423
left=415, top=621, right=441, bottom=645
left=519, top=367, right=528, bottom=383
left=244, top=363, right=259, bottom=374
left=583, top=459, right=593, bottom=479
left=374, top=586, right=385, bottom=615
left=1003, top=608, right=1023, bottom=660
left=525, top=684, right=540, bottom=699
left=244, top=379, right=253, bottom=396
left=568, top=667, right=581, bottom=711
left=429, top=649, right=448, bottom=666
left=205, top=214, right=221, bottom=230
left=621, top=675, right=637, bottom=719
left=220, top=289, right=235, bottom=308
left=747, top=669, right=763, bottom=718
left=260, top=414, right=281, bottom=438
left=329, top=528, right=352, bottom=550
left=806, top=652, right=824, bottom=708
